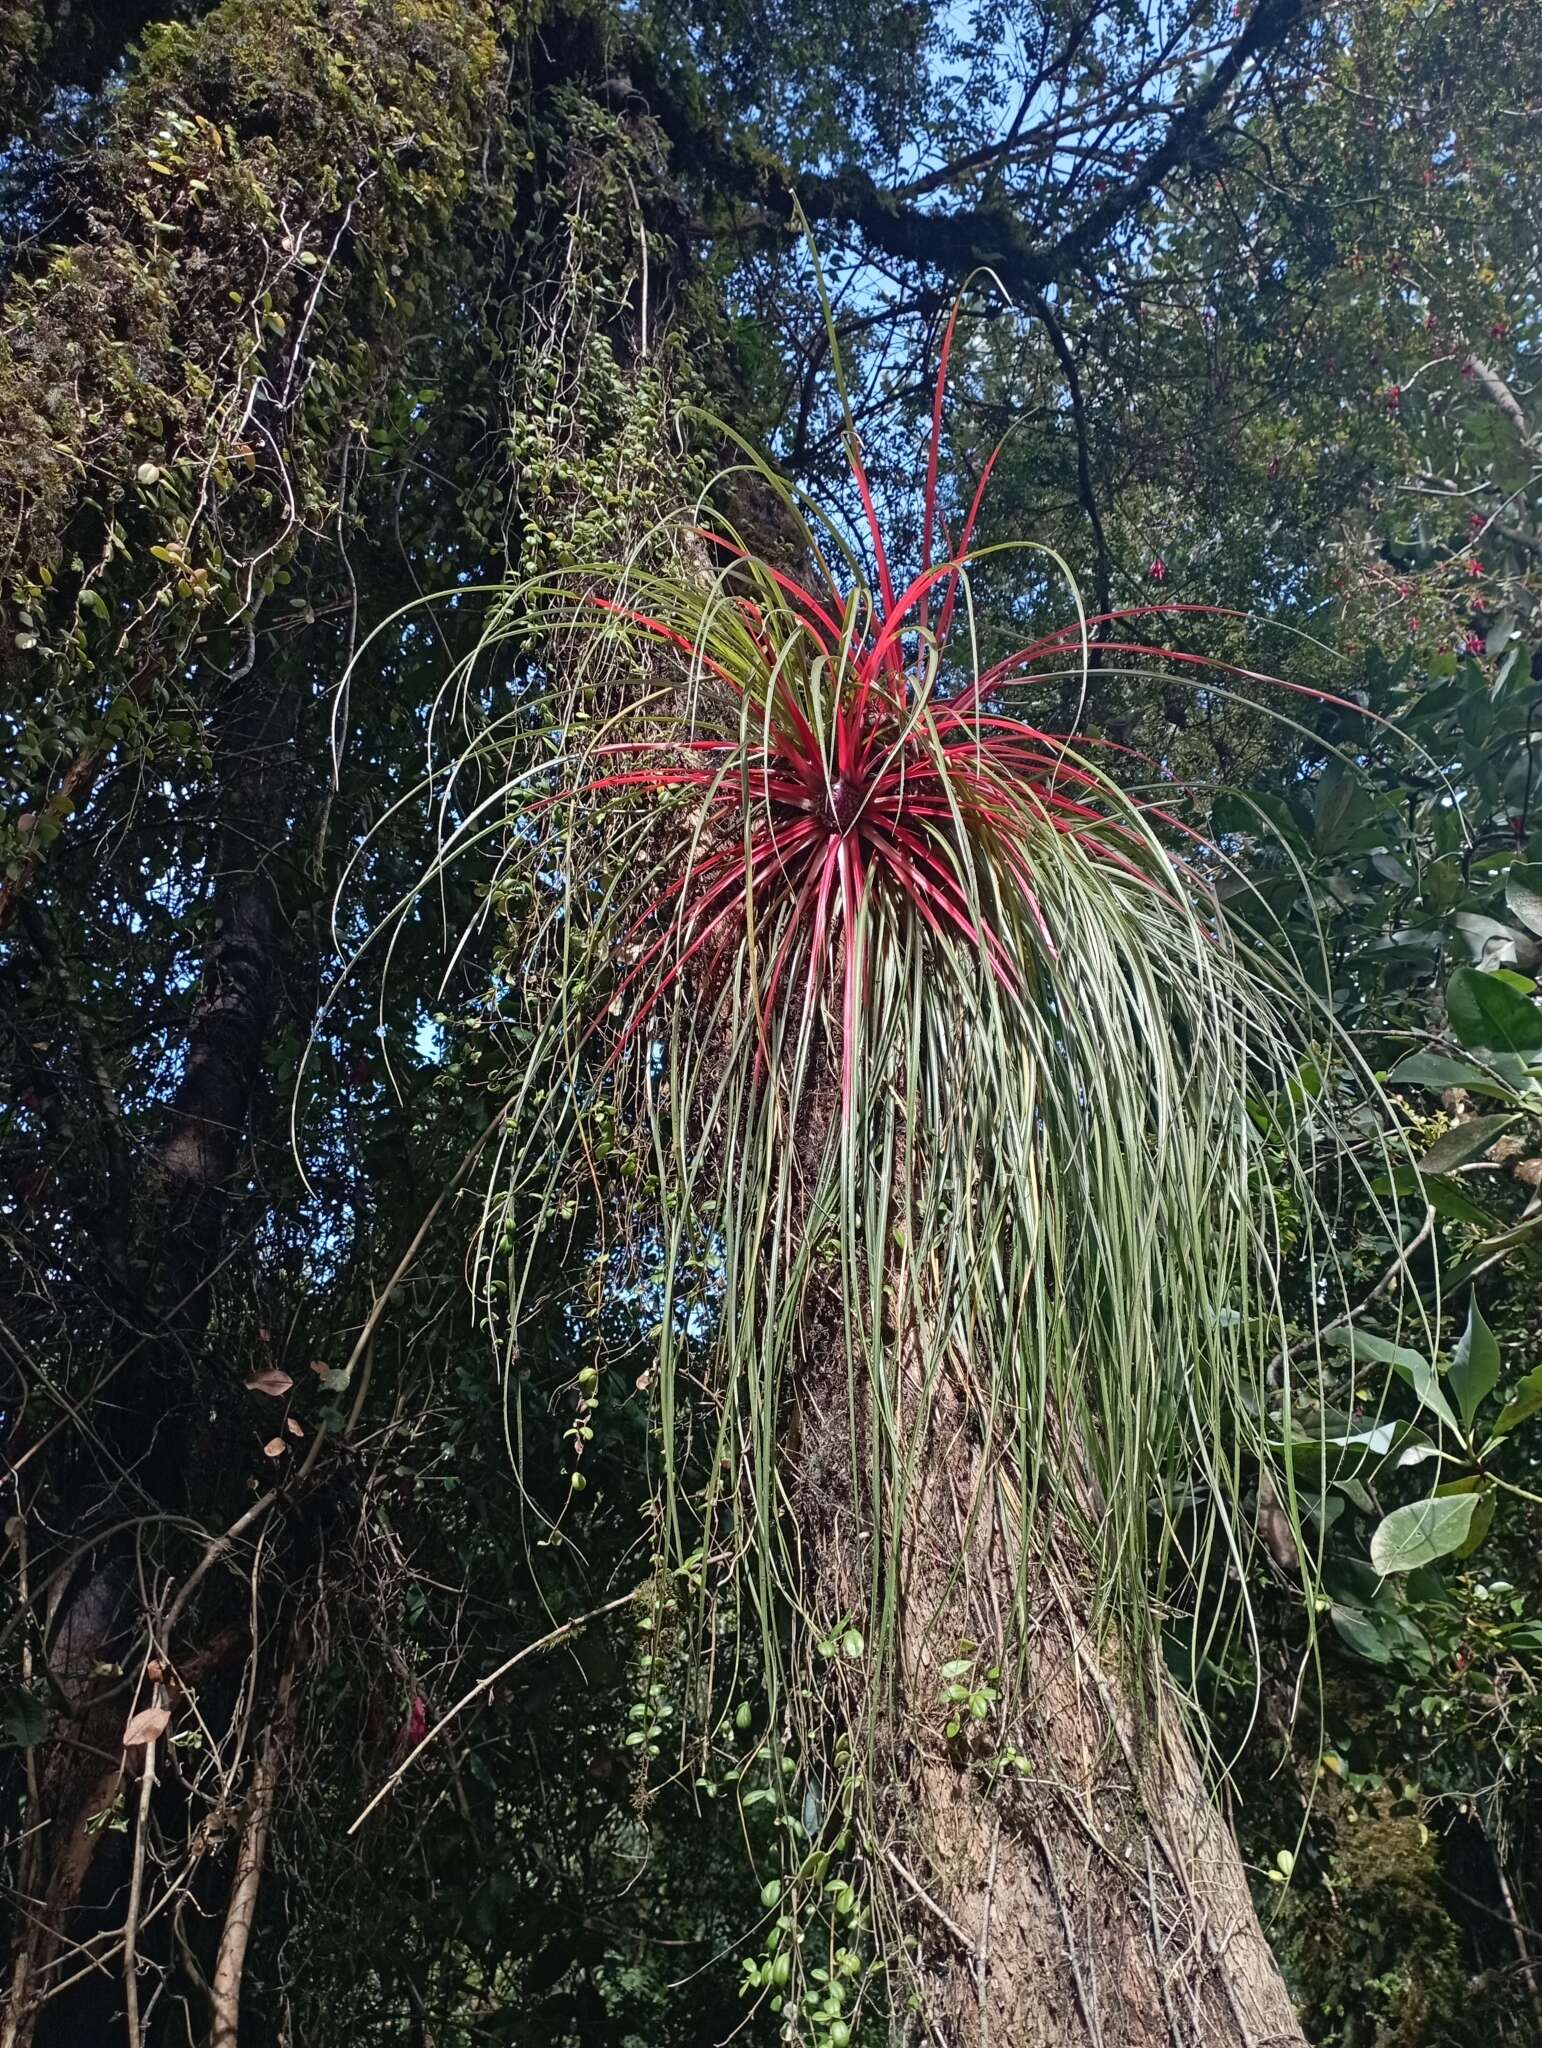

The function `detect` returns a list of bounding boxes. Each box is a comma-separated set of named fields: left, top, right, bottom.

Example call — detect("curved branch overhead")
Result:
left=649, top=0, right=1308, bottom=299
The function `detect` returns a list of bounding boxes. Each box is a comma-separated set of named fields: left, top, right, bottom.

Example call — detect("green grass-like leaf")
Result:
left=318, top=301, right=1417, bottom=1985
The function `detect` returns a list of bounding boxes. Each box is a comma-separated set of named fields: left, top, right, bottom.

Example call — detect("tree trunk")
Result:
left=808, top=1360, right=1305, bottom=2047
left=0, top=12, right=680, bottom=2035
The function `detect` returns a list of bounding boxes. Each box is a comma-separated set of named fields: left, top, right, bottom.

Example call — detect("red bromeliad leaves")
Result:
left=574, top=594, right=1184, bottom=1088
left=545, top=308, right=1351, bottom=1085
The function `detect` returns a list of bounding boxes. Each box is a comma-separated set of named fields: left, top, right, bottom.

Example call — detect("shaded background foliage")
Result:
left=2, top=1, right=1541, bottom=2042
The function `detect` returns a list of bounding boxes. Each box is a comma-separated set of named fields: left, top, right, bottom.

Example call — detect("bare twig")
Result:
left=122, top=1695, right=161, bottom=2048
left=208, top=1669, right=296, bottom=2048
left=875, top=1843, right=977, bottom=1956
left=347, top=1585, right=645, bottom=1834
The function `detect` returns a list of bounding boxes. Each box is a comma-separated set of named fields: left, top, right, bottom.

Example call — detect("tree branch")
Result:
left=1033, top=294, right=1112, bottom=617
left=1465, top=355, right=1539, bottom=452
left=684, top=0, right=1307, bottom=301
left=347, top=1585, right=645, bottom=1835
left=207, top=1669, right=295, bottom=2048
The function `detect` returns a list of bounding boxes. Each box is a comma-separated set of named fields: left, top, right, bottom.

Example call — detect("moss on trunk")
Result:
left=0, top=0, right=500, bottom=919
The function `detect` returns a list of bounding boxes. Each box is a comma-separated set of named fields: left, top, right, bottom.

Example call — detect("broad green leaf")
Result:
left=1493, top=1364, right=1542, bottom=1438
left=1394, top=1431, right=1440, bottom=1469
left=1413, top=1113, right=1516, bottom=1175
left=1370, top=1493, right=1480, bottom=1574
left=1507, top=862, right=1542, bottom=938
left=1372, top=1167, right=1502, bottom=1230
left=1391, top=1355, right=1462, bottom=1436
left=1326, top=1327, right=1430, bottom=1375
left=1457, top=1490, right=1497, bottom=1559
left=1370, top=849, right=1415, bottom=889
left=1329, top=1601, right=1433, bottom=1669
left=1325, top=1557, right=1391, bottom=1610
left=1310, top=1491, right=1346, bottom=1533
left=1466, top=1212, right=1542, bottom=1258
left=1327, top=1328, right=1461, bottom=1436
left=1404, top=1566, right=1448, bottom=1605
left=1448, top=1296, right=1501, bottom=1432
left=1313, top=762, right=1359, bottom=853
left=1329, top=1605, right=1394, bottom=1665
left=1274, top=1415, right=1430, bottom=1487
left=1453, top=910, right=1537, bottom=969
left=1446, top=965, right=1542, bottom=1058
left=0, top=1689, right=47, bottom=1748
left=1429, top=1477, right=1498, bottom=1560
left=1384, top=1052, right=1524, bottom=1103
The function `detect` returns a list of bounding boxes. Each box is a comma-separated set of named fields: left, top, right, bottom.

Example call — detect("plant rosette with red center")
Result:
left=321, top=277, right=1414, bottom=2017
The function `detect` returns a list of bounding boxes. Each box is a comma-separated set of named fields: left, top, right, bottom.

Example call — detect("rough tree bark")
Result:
left=903, top=1435, right=1301, bottom=2043
left=805, top=1354, right=1304, bottom=2047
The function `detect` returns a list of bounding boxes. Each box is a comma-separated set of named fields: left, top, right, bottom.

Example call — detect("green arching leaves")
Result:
left=334, top=269, right=1419, bottom=1984
left=1493, top=1364, right=1542, bottom=1439
left=1446, top=965, right=1542, bottom=1060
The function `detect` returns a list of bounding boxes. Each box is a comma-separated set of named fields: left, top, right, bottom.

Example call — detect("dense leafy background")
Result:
left=3, top=2, right=1542, bottom=2042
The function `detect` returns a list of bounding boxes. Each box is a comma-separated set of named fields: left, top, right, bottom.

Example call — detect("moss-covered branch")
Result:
left=0, top=0, right=501, bottom=922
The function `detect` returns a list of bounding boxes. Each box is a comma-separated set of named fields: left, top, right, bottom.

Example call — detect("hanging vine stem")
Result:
left=122, top=1686, right=163, bottom=2048
left=207, top=1667, right=297, bottom=2048
left=347, top=1583, right=648, bottom=1833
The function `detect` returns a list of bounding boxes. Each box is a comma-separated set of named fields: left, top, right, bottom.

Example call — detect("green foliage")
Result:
left=337, top=275, right=1439, bottom=2025
left=1, top=0, right=501, bottom=893
left=8, top=1, right=1542, bottom=2040
left=1280, top=1795, right=1467, bottom=2048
